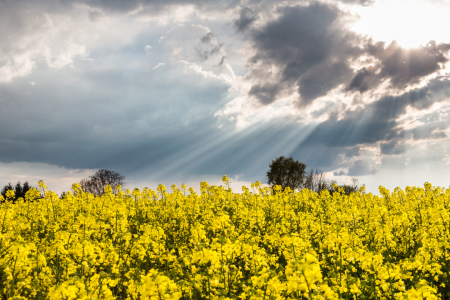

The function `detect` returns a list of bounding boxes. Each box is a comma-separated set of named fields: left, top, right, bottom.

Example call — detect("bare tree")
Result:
left=303, top=169, right=328, bottom=193
left=303, top=170, right=365, bottom=195
left=328, top=178, right=363, bottom=195
left=79, top=169, right=125, bottom=196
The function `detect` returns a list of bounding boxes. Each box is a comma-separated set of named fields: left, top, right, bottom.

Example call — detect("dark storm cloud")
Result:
left=242, top=2, right=450, bottom=105
left=251, top=3, right=339, bottom=67
left=234, top=6, right=257, bottom=31
left=247, top=2, right=363, bottom=105
left=297, top=61, right=352, bottom=105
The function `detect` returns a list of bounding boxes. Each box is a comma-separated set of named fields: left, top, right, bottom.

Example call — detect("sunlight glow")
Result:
left=351, top=0, right=450, bottom=48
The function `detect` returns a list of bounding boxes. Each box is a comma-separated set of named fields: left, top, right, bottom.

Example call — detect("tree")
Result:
left=303, top=169, right=329, bottom=193
left=14, top=182, right=23, bottom=198
left=1, top=183, right=14, bottom=199
left=79, top=169, right=125, bottom=196
left=325, top=178, right=364, bottom=195
left=338, top=178, right=362, bottom=195
left=1, top=181, right=33, bottom=202
left=22, top=181, right=31, bottom=198
left=267, top=156, right=307, bottom=191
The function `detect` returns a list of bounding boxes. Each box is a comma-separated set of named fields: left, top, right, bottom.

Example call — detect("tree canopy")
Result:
left=267, top=157, right=364, bottom=194
left=1, top=181, right=32, bottom=202
left=266, top=156, right=307, bottom=191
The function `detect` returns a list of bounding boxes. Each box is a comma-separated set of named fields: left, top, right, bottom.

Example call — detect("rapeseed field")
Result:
left=0, top=177, right=447, bottom=299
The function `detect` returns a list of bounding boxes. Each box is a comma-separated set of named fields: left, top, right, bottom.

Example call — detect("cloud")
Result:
left=282, top=76, right=450, bottom=176
left=0, top=51, right=234, bottom=172
left=296, top=61, right=352, bottom=106
left=71, top=0, right=244, bottom=16
left=248, top=84, right=281, bottom=105
left=234, top=6, right=257, bottom=31
left=239, top=1, right=450, bottom=111
left=2, top=0, right=450, bottom=193
left=152, top=62, right=165, bottom=69
left=339, top=0, right=374, bottom=5
left=409, top=122, right=449, bottom=140
left=88, top=10, right=102, bottom=22
left=347, top=40, right=450, bottom=93
left=245, top=2, right=363, bottom=106
left=344, top=147, right=360, bottom=158
left=333, top=170, right=347, bottom=176
left=380, top=139, right=407, bottom=155
left=304, top=76, right=450, bottom=148
left=346, top=66, right=380, bottom=93
left=217, top=56, right=226, bottom=66
left=0, top=0, right=147, bottom=83
left=347, top=160, right=377, bottom=176
left=195, top=32, right=223, bottom=61
left=361, top=40, right=450, bottom=90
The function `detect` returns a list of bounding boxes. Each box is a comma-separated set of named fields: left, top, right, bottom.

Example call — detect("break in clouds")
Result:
left=1, top=0, right=450, bottom=192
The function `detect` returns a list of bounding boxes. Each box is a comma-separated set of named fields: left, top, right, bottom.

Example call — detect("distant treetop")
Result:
left=267, top=156, right=307, bottom=191
left=79, top=169, right=125, bottom=196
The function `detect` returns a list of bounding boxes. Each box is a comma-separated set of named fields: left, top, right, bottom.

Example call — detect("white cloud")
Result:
left=0, top=2, right=148, bottom=83
left=178, top=60, right=235, bottom=84
left=152, top=62, right=165, bottom=69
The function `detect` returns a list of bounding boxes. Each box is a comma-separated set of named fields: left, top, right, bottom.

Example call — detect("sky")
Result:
left=1, top=0, right=450, bottom=194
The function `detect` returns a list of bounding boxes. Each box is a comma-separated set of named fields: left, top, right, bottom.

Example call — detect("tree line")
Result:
left=1, top=169, right=125, bottom=202
left=267, top=156, right=363, bottom=194
left=60, top=169, right=126, bottom=198
left=0, top=181, right=33, bottom=202
left=2, top=157, right=361, bottom=202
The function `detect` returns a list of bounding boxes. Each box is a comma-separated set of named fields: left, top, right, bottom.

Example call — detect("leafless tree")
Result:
left=302, top=169, right=365, bottom=195
left=79, top=169, right=125, bottom=196
left=303, top=169, right=329, bottom=193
